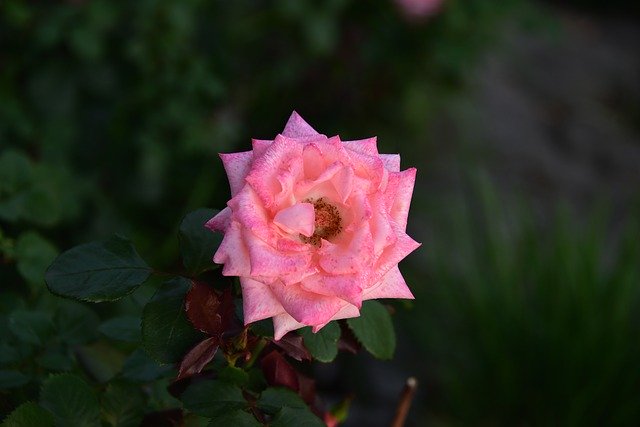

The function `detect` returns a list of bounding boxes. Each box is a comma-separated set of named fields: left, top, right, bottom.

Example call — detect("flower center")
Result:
left=300, top=197, right=342, bottom=246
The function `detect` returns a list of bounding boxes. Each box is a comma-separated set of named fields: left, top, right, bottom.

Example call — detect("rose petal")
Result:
left=213, top=221, right=251, bottom=276
left=246, top=135, right=304, bottom=210
left=282, top=111, right=320, bottom=138
left=274, top=202, right=315, bottom=237
left=311, top=302, right=360, bottom=333
left=220, top=151, right=253, bottom=196
left=300, top=273, right=363, bottom=308
left=364, top=265, right=414, bottom=300
left=228, top=186, right=277, bottom=243
left=368, top=193, right=397, bottom=256
left=240, top=277, right=285, bottom=324
left=370, top=226, right=421, bottom=285
left=251, top=139, right=272, bottom=159
left=318, top=222, right=374, bottom=275
left=386, top=168, right=416, bottom=231
left=269, top=281, right=343, bottom=327
left=273, top=312, right=306, bottom=340
left=380, top=154, right=401, bottom=172
left=243, top=228, right=312, bottom=277
left=205, top=207, right=232, bottom=232
left=302, top=143, right=325, bottom=180
left=343, top=137, right=378, bottom=156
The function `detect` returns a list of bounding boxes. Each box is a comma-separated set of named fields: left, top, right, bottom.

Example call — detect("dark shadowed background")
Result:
left=1, top=0, right=639, bottom=425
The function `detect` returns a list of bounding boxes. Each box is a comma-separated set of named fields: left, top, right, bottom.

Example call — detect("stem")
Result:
left=245, top=338, right=267, bottom=369
left=391, top=377, right=418, bottom=427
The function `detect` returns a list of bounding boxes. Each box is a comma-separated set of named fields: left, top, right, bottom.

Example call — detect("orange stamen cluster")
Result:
left=300, top=198, right=342, bottom=246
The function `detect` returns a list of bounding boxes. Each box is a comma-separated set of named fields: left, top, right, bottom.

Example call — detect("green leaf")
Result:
left=271, top=407, right=324, bottom=427
left=36, top=348, right=73, bottom=372
left=218, top=365, right=249, bottom=387
left=9, top=310, right=52, bottom=345
left=15, top=232, right=58, bottom=291
left=121, top=349, right=172, bottom=383
left=74, top=342, right=126, bottom=384
left=101, top=383, right=146, bottom=427
left=178, top=208, right=221, bottom=275
left=346, top=301, right=396, bottom=360
left=299, top=321, right=340, bottom=363
left=0, top=342, right=20, bottom=365
left=98, top=316, right=141, bottom=343
left=142, top=278, right=203, bottom=364
left=257, top=387, right=306, bottom=414
left=40, top=374, right=100, bottom=427
left=45, top=235, right=151, bottom=302
left=180, top=380, right=246, bottom=418
left=0, top=150, right=32, bottom=194
left=207, top=410, right=261, bottom=427
left=54, top=301, right=100, bottom=345
left=0, top=370, right=30, bottom=389
left=2, top=402, right=54, bottom=427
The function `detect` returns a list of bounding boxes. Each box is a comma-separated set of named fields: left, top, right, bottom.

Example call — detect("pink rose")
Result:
left=207, top=112, right=420, bottom=340
left=395, top=0, right=443, bottom=18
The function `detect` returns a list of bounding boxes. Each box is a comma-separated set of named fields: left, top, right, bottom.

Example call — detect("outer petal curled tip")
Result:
left=380, top=154, right=401, bottom=172
left=364, top=265, right=414, bottom=300
left=269, top=281, right=343, bottom=327
left=240, top=277, right=285, bottom=324
left=300, top=274, right=363, bottom=309
left=205, top=207, right=232, bottom=232
left=252, top=139, right=272, bottom=159
left=213, top=221, right=251, bottom=276
left=343, top=137, right=379, bottom=156
left=282, top=111, right=320, bottom=138
left=220, top=151, right=254, bottom=196
left=273, top=312, right=306, bottom=340
left=371, top=229, right=421, bottom=285
left=387, top=167, right=417, bottom=230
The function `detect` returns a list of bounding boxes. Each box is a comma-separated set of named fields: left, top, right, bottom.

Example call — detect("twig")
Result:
left=391, top=377, right=418, bottom=427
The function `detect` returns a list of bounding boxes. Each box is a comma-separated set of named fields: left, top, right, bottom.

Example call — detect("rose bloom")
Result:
left=207, top=112, right=420, bottom=339
left=395, top=0, right=443, bottom=18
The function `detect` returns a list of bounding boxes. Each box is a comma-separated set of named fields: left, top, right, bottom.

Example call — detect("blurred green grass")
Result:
left=401, top=176, right=640, bottom=425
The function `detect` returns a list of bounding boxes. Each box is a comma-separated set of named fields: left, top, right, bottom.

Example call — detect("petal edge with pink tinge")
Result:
left=282, top=111, right=320, bottom=138
left=240, top=277, right=285, bottom=324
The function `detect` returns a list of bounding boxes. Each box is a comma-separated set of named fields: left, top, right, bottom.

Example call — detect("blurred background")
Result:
left=1, top=0, right=639, bottom=425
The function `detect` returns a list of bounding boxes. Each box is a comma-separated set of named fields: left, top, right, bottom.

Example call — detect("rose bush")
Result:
left=207, top=112, right=420, bottom=339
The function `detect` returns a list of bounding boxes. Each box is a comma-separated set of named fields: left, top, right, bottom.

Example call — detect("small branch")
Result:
left=245, top=337, right=267, bottom=369
left=391, top=377, right=418, bottom=427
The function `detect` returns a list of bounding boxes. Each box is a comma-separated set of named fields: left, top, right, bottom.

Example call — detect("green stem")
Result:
left=245, top=338, right=267, bottom=369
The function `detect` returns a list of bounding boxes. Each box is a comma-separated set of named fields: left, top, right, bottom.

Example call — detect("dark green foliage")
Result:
left=180, top=380, right=246, bottom=418
left=100, top=383, right=146, bottom=427
left=142, top=278, right=203, bottom=364
left=347, top=301, right=396, bottom=360
left=179, top=209, right=222, bottom=276
left=2, top=402, right=54, bottom=427
left=0, top=371, right=30, bottom=390
left=257, top=387, right=307, bottom=414
left=299, top=322, right=341, bottom=363
left=271, top=407, right=325, bottom=427
left=40, top=374, right=100, bottom=427
left=206, top=410, right=261, bottom=427
left=45, top=236, right=151, bottom=303
left=98, top=316, right=141, bottom=343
